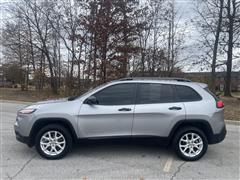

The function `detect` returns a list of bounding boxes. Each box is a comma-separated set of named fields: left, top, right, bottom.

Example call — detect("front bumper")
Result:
left=14, top=123, right=32, bottom=147
left=208, top=125, right=227, bottom=144
left=15, top=130, right=30, bottom=145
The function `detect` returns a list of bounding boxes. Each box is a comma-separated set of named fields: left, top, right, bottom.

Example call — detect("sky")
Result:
left=0, top=0, right=196, bottom=31
left=0, top=0, right=239, bottom=72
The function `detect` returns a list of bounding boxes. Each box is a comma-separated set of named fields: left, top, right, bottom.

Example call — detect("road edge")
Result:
left=225, top=120, right=240, bottom=126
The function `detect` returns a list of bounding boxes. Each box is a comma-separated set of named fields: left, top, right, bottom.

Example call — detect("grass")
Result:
left=221, top=94, right=240, bottom=121
left=0, top=88, right=64, bottom=102
left=232, top=92, right=240, bottom=97
left=1, top=87, right=239, bottom=121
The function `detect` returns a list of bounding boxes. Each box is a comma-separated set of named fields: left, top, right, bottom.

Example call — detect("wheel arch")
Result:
left=168, top=119, right=214, bottom=145
left=29, top=117, right=78, bottom=147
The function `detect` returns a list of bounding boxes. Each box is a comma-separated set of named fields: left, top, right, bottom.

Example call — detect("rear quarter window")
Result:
left=175, top=85, right=202, bottom=102
left=204, top=87, right=219, bottom=101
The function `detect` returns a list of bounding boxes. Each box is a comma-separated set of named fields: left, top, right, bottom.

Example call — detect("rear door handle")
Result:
left=118, top=108, right=131, bottom=111
left=169, top=106, right=182, bottom=110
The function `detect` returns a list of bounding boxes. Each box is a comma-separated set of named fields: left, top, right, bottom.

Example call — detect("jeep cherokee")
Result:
left=14, top=78, right=226, bottom=161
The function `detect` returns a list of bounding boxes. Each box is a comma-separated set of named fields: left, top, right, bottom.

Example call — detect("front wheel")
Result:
left=35, top=124, right=72, bottom=159
left=173, top=127, right=208, bottom=161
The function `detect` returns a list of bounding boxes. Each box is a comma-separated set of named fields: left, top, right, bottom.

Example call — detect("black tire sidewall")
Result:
left=35, top=124, right=72, bottom=160
left=173, top=127, right=208, bottom=161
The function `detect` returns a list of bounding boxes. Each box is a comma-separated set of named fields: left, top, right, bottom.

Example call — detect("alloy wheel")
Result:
left=40, top=130, right=66, bottom=156
left=179, top=132, right=203, bottom=158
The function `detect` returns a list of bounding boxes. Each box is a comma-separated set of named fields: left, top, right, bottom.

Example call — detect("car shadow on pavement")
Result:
left=69, top=138, right=173, bottom=159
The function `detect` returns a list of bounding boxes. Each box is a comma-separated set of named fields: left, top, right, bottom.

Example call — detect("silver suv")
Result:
left=14, top=78, right=226, bottom=161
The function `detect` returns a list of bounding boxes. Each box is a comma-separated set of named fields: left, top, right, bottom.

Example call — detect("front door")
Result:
left=78, top=83, right=136, bottom=138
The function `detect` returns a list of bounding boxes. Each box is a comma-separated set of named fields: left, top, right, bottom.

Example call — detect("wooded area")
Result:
left=1, top=0, right=239, bottom=96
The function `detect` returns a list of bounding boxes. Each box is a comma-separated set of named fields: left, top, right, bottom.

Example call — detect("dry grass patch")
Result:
left=0, top=88, right=62, bottom=102
left=221, top=95, right=240, bottom=121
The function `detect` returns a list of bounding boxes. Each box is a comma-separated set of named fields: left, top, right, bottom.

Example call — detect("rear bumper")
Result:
left=208, top=125, right=226, bottom=144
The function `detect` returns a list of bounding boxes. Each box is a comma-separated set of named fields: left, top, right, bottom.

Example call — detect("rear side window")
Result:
left=136, top=83, right=175, bottom=104
left=175, top=85, right=202, bottom=102
left=93, top=83, right=136, bottom=105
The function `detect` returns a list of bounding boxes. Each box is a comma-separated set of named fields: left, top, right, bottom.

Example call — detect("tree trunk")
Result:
left=101, top=30, right=108, bottom=83
left=93, top=43, right=97, bottom=83
left=69, top=38, right=75, bottom=90
left=152, top=22, right=157, bottom=76
left=26, top=53, right=30, bottom=91
left=44, top=47, right=58, bottom=94
left=167, top=20, right=171, bottom=76
left=122, top=3, right=128, bottom=78
left=58, top=37, right=61, bottom=91
left=211, top=0, right=224, bottom=93
left=141, top=51, right=145, bottom=76
left=77, top=43, right=83, bottom=88
left=224, top=0, right=235, bottom=97
left=170, top=0, right=175, bottom=77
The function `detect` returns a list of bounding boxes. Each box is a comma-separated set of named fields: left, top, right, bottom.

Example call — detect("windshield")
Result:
left=68, top=82, right=110, bottom=101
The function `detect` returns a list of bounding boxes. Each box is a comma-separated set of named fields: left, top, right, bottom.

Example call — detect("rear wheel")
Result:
left=35, top=124, right=72, bottom=159
left=173, top=126, right=208, bottom=161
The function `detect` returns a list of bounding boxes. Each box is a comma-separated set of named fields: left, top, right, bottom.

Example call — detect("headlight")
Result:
left=18, top=108, right=36, bottom=114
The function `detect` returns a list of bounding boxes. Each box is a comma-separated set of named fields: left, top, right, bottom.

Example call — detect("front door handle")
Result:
left=118, top=108, right=131, bottom=111
left=169, top=106, right=182, bottom=110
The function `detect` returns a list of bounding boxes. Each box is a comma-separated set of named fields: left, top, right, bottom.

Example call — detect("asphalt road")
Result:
left=0, top=102, right=240, bottom=180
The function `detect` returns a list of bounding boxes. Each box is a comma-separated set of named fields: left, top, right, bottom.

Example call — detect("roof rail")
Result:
left=119, top=77, right=192, bottom=82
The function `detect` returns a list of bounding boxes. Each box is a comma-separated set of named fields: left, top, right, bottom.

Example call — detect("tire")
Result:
left=35, top=124, right=72, bottom=160
left=172, top=126, right=208, bottom=161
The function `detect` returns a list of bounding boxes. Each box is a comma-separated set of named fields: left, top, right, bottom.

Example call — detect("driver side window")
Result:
left=93, top=83, right=136, bottom=105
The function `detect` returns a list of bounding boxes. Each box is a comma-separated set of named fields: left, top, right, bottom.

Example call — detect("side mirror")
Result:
left=84, top=96, right=98, bottom=105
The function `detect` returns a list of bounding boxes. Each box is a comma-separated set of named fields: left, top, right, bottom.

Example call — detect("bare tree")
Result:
left=194, top=0, right=240, bottom=94
left=1, top=0, right=191, bottom=96
left=224, top=0, right=239, bottom=96
left=194, top=0, right=224, bottom=92
left=165, top=0, right=186, bottom=76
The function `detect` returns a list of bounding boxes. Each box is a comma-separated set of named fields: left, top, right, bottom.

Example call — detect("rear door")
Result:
left=175, top=85, right=207, bottom=120
left=132, top=83, right=185, bottom=137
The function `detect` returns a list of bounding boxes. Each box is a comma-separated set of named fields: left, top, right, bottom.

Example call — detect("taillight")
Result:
left=217, top=100, right=224, bottom=108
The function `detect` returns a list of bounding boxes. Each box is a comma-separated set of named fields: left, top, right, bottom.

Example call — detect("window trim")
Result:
left=86, top=83, right=137, bottom=106
left=135, top=83, right=177, bottom=105
left=174, top=85, right=203, bottom=102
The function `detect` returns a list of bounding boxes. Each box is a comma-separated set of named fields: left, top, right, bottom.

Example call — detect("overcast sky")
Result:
left=0, top=0, right=238, bottom=72
left=0, top=0, right=196, bottom=28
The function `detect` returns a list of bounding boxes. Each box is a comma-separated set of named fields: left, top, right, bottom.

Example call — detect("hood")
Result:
left=20, top=96, right=82, bottom=115
left=36, top=98, right=68, bottom=105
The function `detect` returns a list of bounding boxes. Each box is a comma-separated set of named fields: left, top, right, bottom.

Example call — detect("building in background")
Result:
left=131, top=70, right=240, bottom=92
left=184, top=72, right=240, bottom=92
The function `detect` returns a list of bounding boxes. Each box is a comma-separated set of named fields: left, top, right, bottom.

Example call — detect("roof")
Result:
left=111, top=77, right=208, bottom=89
left=118, top=77, right=192, bottom=82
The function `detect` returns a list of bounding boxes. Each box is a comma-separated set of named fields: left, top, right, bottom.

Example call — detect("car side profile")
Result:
left=14, top=78, right=226, bottom=161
